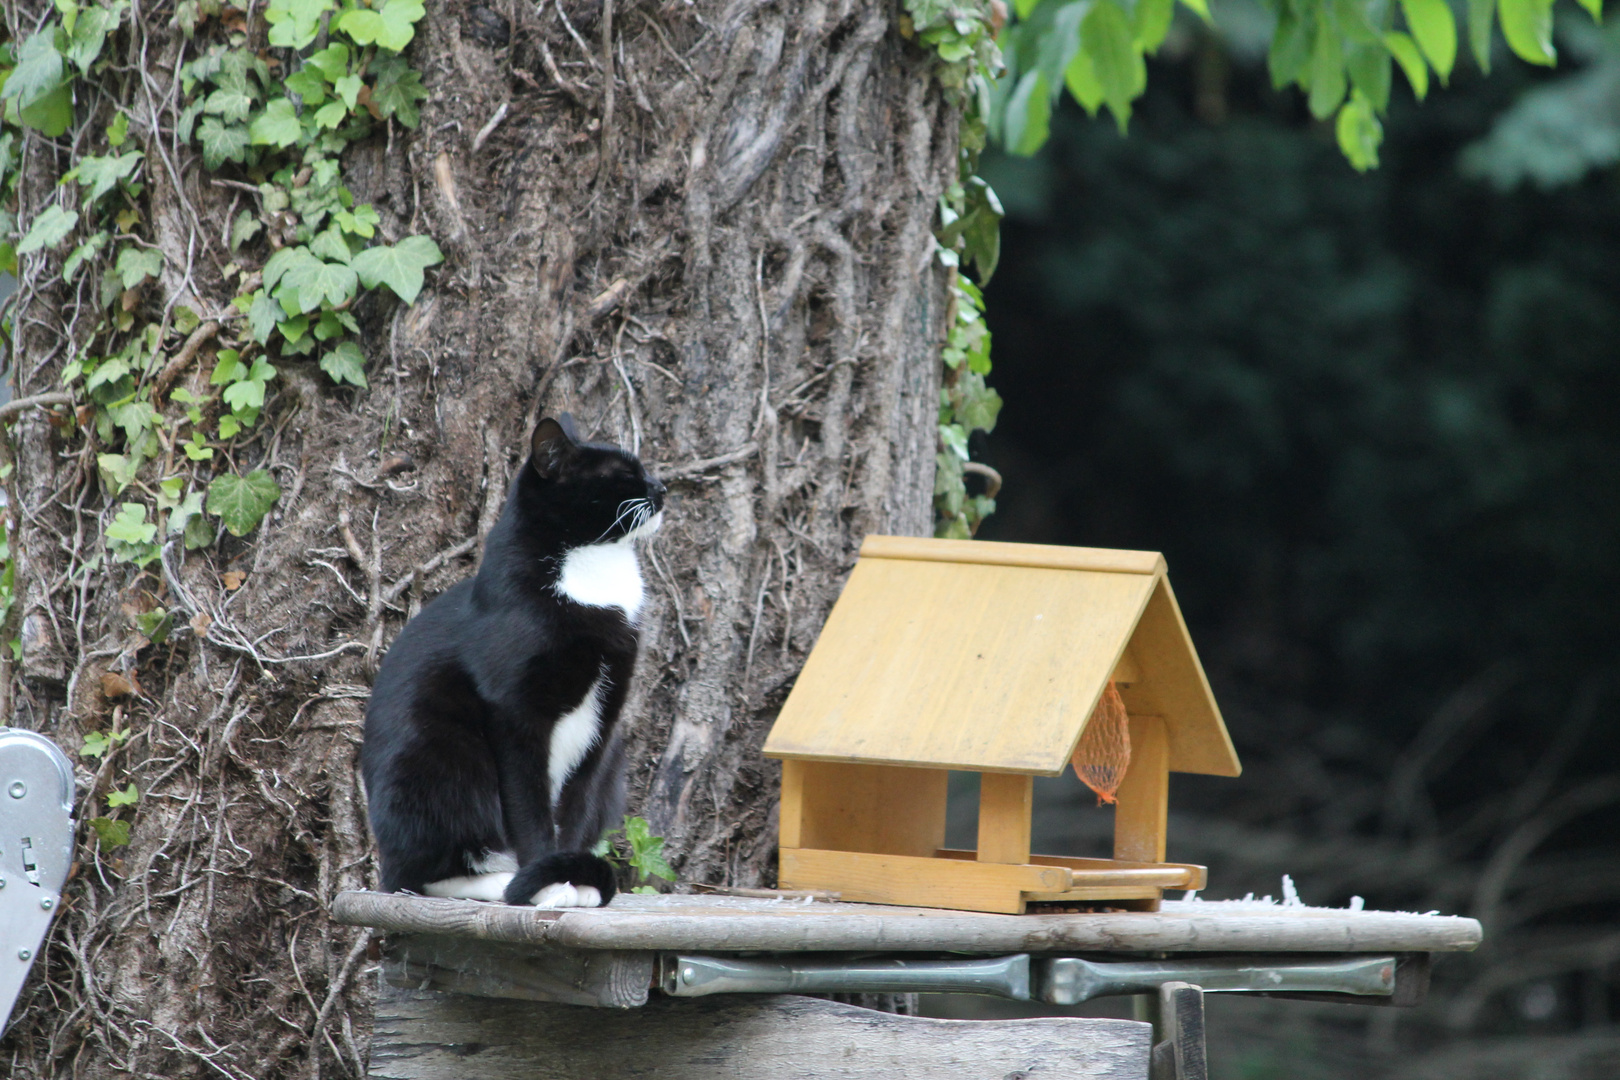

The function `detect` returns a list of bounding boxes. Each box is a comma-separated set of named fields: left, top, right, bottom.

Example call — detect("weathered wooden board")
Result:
left=368, top=988, right=1152, bottom=1080
left=334, top=892, right=1485, bottom=954
left=383, top=934, right=653, bottom=1008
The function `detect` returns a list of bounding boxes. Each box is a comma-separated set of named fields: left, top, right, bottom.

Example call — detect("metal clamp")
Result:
left=0, top=729, right=76, bottom=1035
left=656, top=951, right=1399, bottom=1005
left=1038, top=954, right=1396, bottom=1005
left=659, top=953, right=1032, bottom=999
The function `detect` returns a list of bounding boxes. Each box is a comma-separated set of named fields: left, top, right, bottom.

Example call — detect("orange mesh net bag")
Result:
left=1071, top=681, right=1131, bottom=804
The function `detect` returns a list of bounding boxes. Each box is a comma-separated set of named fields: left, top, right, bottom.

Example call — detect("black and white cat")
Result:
left=361, top=416, right=665, bottom=907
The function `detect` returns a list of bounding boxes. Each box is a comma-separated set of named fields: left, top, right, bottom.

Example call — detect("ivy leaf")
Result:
left=320, top=341, right=369, bottom=387
left=97, top=453, right=141, bottom=493
left=230, top=209, right=262, bottom=251
left=263, top=245, right=312, bottom=292
left=265, top=0, right=335, bottom=49
left=166, top=491, right=205, bottom=544
left=284, top=257, right=359, bottom=313
left=308, top=225, right=353, bottom=264
left=89, top=817, right=132, bottom=848
left=3, top=31, right=74, bottom=134
left=107, top=782, right=140, bottom=808
left=351, top=235, right=444, bottom=303
left=136, top=606, right=172, bottom=643
left=197, top=116, right=250, bottom=169
left=222, top=378, right=266, bottom=412
left=116, top=246, right=164, bottom=289
left=184, top=511, right=216, bottom=549
left=335, top=203, right=379, bottom=238
left=339, top=0, right=426, bottom=52
left=107, top=111, right=131, bottom=147
left=247, top=290, right=282, bottom=343
left=314, top=100, right=348, bottom=130
left=3, top=31, right=67, bottom=112
left=62, top=231, right=110, bottom=282
left=107, top=503, right=160, bottom=566
left=204, top=86, right=257, bottom=124
left=308, top=43, right=352, bottom=82
left=77, top=151, right=144, bottom=204
left=66, top=1, right=127, bottom=72
left=17, top=205, right=79, bottom=255
left=20, top=84, right=75, bottom=138
left=334, top=73, right=363, bottom=111
left=250, top=98, right=304, bottom=148
left=207, top=470, right=282, bottom=537
left=370, top=54, right=429, bottom=128
left=285, top=67, right=329, bottom=105
left=79, top=728, right=127, bottom=760
left=211, top=349, right=247, bottom=384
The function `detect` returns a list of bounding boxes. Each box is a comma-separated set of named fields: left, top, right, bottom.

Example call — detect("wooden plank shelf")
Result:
left=333, top=891, right=1483, bottom=955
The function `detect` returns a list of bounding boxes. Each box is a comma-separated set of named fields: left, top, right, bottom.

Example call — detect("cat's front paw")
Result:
left=530, top=882, right=603, bottom=907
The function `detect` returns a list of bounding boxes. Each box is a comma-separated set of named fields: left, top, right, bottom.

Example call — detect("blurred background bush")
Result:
left=949, top=2, right=1620, bottom=1074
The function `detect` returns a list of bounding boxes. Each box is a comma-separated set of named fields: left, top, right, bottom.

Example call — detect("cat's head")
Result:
left=523, top=415, right=665, bottom=548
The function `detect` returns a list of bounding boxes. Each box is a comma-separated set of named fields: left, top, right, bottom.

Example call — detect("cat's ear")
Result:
left=530, top=417, right=577, bottom=477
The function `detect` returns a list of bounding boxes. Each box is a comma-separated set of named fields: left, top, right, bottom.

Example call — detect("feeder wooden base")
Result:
left=777, top=847, right=1208, bottom=915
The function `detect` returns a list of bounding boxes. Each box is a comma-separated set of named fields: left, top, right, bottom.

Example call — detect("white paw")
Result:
left=423, top=872, right=515, bottom=902
left=529, top=882, right=603, bottom=908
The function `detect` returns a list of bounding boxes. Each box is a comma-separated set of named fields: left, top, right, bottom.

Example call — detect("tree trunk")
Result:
left=1, top=0, right=957, bottom=1076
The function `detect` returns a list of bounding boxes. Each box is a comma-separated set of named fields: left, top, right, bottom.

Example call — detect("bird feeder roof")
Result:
left=763, top=536, right=1240, bottom=778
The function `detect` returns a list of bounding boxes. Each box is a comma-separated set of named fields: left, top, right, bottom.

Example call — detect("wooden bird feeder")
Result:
left=763, top=536, right=1241, bottom=914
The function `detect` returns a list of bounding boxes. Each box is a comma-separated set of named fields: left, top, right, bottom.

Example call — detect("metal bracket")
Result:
left=660, top=953, right=1032, bottom=999
left=0, top=729, right=75, bottom=1035
left=1038, top=953, right=1396, bottom=1004
left=657, top=951, right=1399, bottom=1004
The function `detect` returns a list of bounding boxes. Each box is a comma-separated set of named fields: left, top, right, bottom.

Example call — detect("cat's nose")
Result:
left=648, top=477, right=666, bottom=505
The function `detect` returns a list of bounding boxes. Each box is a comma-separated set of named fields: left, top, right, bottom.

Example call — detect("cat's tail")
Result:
left=503, top=851, right=618, bottom=907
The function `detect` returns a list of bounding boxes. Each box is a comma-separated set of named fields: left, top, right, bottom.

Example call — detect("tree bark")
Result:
left=1, top=0, right=956, bottom=1076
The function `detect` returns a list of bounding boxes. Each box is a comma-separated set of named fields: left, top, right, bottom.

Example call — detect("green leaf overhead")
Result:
left=351, top=235, right=444, bottom=303
left=1401, top=0, right=1458, bottom=82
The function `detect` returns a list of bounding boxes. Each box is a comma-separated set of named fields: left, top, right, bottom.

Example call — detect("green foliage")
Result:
left=107, top=782, right=139, bottom=808
left=995, top=0, right=1603, bottom=168
left=80, top=727, right=129, bottom=760
left=88, top=817, right=131, bottom=848
left=207, top=470, right=282, bottom=537
left=0, top=0, right=440, bottom=592
left=106, top=503, right=160, bottom=567
left=593, top=815, right=678, bottom=891
left=907, top=0, right=1007, bottom=536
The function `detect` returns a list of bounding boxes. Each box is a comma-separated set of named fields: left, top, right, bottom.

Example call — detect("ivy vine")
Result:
left=904, top=0, right=1007, bottom=539
left=0, top=0, right=439, bottom=848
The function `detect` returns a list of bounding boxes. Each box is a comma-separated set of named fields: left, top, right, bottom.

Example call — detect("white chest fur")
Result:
left=549, top=672, right=607, bottom=806
left=556, top=538, right=645, bottom=618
